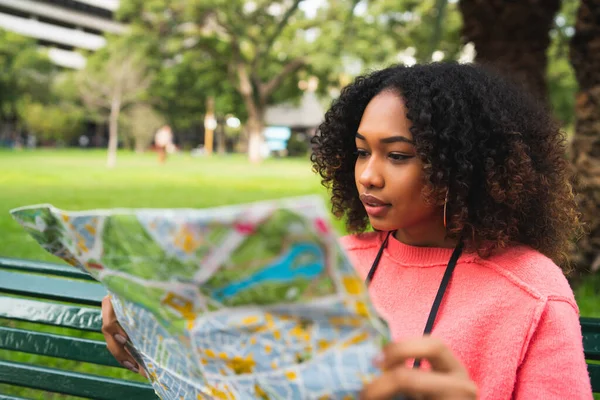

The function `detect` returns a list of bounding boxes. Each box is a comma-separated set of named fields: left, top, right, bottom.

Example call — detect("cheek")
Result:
left=390, top=165, right=430, bottom=208
left=354, top=160, right=364, bottom=185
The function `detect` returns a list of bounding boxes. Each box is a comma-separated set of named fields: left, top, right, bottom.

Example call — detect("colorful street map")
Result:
left=11, top=196, right=390, bottom=399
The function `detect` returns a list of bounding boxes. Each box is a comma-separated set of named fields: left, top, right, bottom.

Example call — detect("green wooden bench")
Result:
left=0, top=256, right=598, bottom=398
left=583, top=317, right=600, bottom=395
left=0, top=257, right=158, bottom=399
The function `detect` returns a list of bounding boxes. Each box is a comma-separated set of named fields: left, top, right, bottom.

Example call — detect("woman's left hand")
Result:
left=361, top=336, right=478, bottom=400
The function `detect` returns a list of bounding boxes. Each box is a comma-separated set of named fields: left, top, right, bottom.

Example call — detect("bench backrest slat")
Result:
left=0, top=394, right=29, bottom=400
left=0, top=326, right=120, bottom=367
left=0, top=270, right=106, bottom=306
left=0, top=296, right=102, bottom=332
left=581, top=317, right=600, bottom=362
left=0, top=360, right=156, bottom=400
left=0, top=257, right=94, bottom=281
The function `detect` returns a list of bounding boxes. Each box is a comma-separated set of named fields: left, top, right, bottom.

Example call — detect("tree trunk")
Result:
left=247, top=113, right=264, bottom=164
left=458, top=0, right=561, bottom=101
left=204, top=97, right=216, bottom=156
left=235, top=62, right=267, bottom=163
left=123, top=134, right=134, bottom=151
left=107, top=97, right=121, bottom=168
left=217, top=119, right=226, bottom=155
left=134, top=138, right=146, bottom=153
left=94, top=122, right=104, bottom=148
left=569, top=0, right=600, bottom=281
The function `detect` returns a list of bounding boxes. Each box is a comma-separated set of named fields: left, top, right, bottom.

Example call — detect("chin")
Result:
left=368, top=218, right=398, bottom=233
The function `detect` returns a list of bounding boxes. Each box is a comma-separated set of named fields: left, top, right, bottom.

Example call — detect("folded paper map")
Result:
left=11, top=196, right=390, bottom=400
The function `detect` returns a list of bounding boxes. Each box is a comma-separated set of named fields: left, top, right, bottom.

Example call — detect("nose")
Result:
left=358, top=157, right=384, bottom=189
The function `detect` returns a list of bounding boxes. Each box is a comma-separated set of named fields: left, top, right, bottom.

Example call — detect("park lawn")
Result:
left=0, top=149, right=598, bottom=399
left=0, top=149, right=329, bottom=261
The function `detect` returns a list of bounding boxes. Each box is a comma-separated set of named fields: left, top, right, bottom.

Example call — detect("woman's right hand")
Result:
left=101, top=295, right=147, bottom=377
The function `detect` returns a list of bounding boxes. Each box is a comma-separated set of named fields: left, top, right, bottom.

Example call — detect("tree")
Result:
left=76, top=39, right=153, bottom=167
left=17, top=70, right=90, bottom=144
left=458, top=0, right=561, bottom=101
left=0, top=29, right=55, bottom=138
left=361, top=0, right=464, bottom=65
left=114, top=2, right=247, bottom=152
left=111, top=13, right=245, bottom=136
left=119, top=0, right=361, bottom=163
left=18, top=101, right=84, bottom=144
left=546, top=1, right=578, bottom=128
left=569, top=0, right=600, bottom=279
left=300, top=0, right=466, bottom=107
left=120, top=104, right=165, bottom=153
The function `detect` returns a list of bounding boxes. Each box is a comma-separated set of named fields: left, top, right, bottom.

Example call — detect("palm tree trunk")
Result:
left=459, top=0, right=561, bottom=101
left=569, top=0, right=600, bottom=280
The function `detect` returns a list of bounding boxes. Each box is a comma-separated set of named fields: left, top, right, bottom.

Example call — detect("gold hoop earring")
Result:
left=443, top=191, right=449, bottom=229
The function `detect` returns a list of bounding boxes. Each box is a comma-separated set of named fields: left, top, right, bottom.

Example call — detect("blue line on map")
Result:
left=211, top=242, right=324, bottom=300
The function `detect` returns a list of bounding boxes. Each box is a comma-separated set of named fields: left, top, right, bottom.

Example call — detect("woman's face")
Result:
left=355, top=91, right=444, bottom=241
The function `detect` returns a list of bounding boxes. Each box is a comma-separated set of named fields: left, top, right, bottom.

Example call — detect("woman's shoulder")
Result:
left=482, top=245, right=576, bottom=306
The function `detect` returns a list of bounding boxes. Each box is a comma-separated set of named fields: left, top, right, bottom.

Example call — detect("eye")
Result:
left=388, top=153, right=412, bottom=162
left=355, top=149, right=369, bottom=159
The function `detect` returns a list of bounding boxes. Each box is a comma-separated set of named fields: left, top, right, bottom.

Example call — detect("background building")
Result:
left=0, top=0, right=124, bottom=69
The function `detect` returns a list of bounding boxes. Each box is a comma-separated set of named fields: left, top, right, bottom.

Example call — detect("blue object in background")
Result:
left=264, top=126, right=292, bottom=153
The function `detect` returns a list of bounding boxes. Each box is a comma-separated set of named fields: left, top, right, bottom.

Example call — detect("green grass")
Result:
left=0, top=149, right=326, bottom=262
left=0, top=149, right=598, bottom=398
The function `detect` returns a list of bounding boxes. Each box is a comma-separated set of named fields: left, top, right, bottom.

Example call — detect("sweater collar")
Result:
left=381, top=231, right=463, bottom=267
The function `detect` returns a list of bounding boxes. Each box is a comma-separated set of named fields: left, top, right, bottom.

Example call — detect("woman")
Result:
left=102, top=63, right=593, bottom=399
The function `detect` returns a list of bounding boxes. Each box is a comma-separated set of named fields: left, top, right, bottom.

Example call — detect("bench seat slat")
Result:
left=581, top=317, right=600, bottom=331
left=0, top=327, right=121, bottom=367
left=0, top=360, right=157, bottom=400
left=0, top=296, right=102, bottom=332
left=0, top=257, right=94, bottom=281
left=0, top=270, right=106, bottom=306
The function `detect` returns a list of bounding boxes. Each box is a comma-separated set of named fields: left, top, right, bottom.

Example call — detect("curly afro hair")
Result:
left=311, top=62, right=581, bottom=269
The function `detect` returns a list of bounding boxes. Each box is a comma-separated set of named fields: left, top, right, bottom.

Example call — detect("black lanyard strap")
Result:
left=365, top=231, right=464, bottom=368
left=365, top=230, right=394, bottom=285
left=421, top=240, right=463, bottom=335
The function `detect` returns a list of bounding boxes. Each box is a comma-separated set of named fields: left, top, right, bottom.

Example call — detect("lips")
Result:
left=360, top=194, right=389, bottom=207
left=360, top=194, right=391, bottom=218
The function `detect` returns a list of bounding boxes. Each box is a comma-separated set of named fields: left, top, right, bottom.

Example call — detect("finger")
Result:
left=124, top=343, right=149, bottom=378
left=101, top=295, right=130, bottom=345
left=378, top=336, right=466, bottom=375
left=104, top=326, right=140, bottom=373
left=361, top=367, right=478, bottom=400
left=101, top=295, right=139, bottom=373
left=101, top=295, right=123, bottom=333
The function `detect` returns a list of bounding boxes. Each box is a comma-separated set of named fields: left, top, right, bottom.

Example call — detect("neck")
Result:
left=394, top=219, right=457, bottom=249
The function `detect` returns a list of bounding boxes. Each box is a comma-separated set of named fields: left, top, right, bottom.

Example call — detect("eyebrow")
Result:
left=355, top=132, right=415, bottom=145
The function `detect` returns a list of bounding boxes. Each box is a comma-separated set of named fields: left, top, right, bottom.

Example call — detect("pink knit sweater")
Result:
left=341, top=232, right=593, bottom=399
